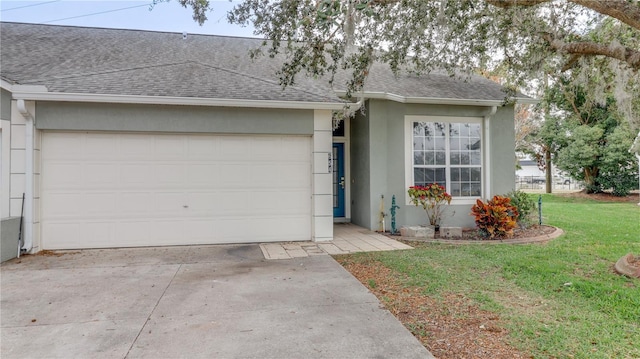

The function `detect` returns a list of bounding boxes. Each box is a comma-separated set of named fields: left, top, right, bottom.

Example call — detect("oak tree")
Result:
left=170, top=0, right=638, bottom=98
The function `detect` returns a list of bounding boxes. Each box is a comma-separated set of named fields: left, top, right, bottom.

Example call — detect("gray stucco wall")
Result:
left=35, top=102, right=314, bottom=135
left=350, top=99, right=516, bottom=230
left=350, top=102, right=372, bottom=227
left=1, top=217, right=20, bottom=263
left=488, top=106, right=517, bottom=196
left=1, top=88, right=11, bottom=121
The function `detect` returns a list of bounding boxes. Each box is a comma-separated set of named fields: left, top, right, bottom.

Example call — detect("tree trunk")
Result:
left=584, top=167, right=599, bottom=193
left=545, top=149, right=552, bottom=193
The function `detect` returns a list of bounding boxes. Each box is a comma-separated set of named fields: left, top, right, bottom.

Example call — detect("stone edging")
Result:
left=614, top=253, right=640, bottom=278
left=397, top=226, right=564, bottom=245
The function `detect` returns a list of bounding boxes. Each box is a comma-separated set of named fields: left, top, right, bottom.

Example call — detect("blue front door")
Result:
left=333, top=143, right=345, bottom=218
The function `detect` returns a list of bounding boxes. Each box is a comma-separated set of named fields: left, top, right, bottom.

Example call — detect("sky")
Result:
left=0, top=0, right=257, bottom=37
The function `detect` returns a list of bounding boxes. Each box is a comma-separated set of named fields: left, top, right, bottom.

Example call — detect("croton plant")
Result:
left=407, top=183, right=452, bottom=227
left=471, top=195, right=519, bottom=239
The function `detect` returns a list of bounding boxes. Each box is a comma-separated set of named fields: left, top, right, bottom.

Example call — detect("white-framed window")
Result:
left=405, top=116, right=483, bottom=202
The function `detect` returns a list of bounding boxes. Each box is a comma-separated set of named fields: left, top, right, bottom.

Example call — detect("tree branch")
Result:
left=487, top=0, right=640, bottom=31
left=570, top=0, right=640, bottom=31
left=485, top=0, right=551, bottom=7
left=542, top=33, right=640, bottom=70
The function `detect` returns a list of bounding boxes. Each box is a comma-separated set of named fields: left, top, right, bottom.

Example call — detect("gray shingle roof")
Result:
left=355, top=62, right=514, bottom=102
left=0, top=22, right=340, bottom=103
left=1, top=22, right=521, bottom=104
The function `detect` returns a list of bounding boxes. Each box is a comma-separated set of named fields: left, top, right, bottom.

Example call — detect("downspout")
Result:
left=483, top=106, right=497, bottom=199
left=17, top=99, right=34, bottom=253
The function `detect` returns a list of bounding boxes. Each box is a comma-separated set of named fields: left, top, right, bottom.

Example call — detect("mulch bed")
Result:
left=339, top=259, right=531, bottom=359
left=392, top=225, right=562, bottom=245
left=558, top=190, right=640, bottom=203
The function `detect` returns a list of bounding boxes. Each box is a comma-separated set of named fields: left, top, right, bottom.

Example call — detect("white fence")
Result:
left=516, top=176, right=584, bottom=192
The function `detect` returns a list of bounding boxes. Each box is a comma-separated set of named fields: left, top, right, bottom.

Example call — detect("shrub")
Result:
left=407, top=183, right=452, bottom=227
left=599, top=170, right=638, bottom=197
left=506, top=190, right=536, bottom=228
left=471, top=195, right=519, bottom=239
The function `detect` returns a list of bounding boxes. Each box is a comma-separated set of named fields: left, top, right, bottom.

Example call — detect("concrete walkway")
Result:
left=260, top=223, right=413, bottom=260
left=1, top=244, right=433, bottom=359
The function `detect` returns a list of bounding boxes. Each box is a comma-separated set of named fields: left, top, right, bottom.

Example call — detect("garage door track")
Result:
left=1, top=245, right=433, bottom=358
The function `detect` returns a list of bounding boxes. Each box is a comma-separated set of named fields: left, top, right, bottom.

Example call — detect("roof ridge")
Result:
left=20, top=61, right=200, bottom=84
left=193, top=61, right=337, bottom=101
left=16, top=59, right=339, bottom=102
left=0, top=21, right=263, bottom=41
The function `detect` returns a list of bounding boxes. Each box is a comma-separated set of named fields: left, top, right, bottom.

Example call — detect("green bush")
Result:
left=599, top=172, right=637, bottom=196
left=506, top=190, right=536, bottom=227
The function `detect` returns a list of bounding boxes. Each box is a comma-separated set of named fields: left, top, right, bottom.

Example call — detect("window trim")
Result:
left=404, top=115, right=484, bottom=205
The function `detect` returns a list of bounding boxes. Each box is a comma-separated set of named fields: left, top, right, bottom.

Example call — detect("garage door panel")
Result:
left=118, top=135, right=154, bottom=160
left=44, top=222, right=118, bottom=250
left=113, top=222, right=152, bottom=246
left=186, top=220, right=217, bottom=240
left=251, top=164, right=281, bottom=184
left=120, top=164, right=153, bottom=186
left=83, top=134, right=117, bottom=159
left=187, top=136, right=219, bottom=160
left=186, top=192, right=220, bottom=212
left=85, top=164, right=119, bottom=185
left=153, top=193, right=187, bottom=215
left=251, top=191, right=310, bottom=214
left=151, top=220, right=187, bottom=242
left=84, top=193, right=117, bottom=214
left=244, top=216, right=311, bottom=241
left=154, top=136, right=187, bottom=159
left=43, top=193, right=84, bottom=218
left=83, top=222, right=113, bottom=244
left=42, top=132, right=312, bottom=249
left=154, top=164, right=185, bottom=184
left=282, top=137, right=312, bottom=160
left=43, top=163, right=82, bottom=189
left=118, top=193, right=154, bottom=213
left=187, top=164, right=219, bottom=184
left=219, top=137, right=250, bottom=159
left=218, top=164, right=251, bottom=186
left=42, top=133, right=82, bottom=160
left=250, top=137, right=283, bottom=160
left=42, top=223, right=81, bottom=249
left=186, top=192, right=250, bottom=214
left=280, top=163, right=312, bottom=186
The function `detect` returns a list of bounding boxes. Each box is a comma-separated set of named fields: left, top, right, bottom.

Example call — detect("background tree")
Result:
left=504, top=14, right=639, bottom=195
left=545, top=74, right=638, bottom=196
left=519, top=112, right=565, bottom=193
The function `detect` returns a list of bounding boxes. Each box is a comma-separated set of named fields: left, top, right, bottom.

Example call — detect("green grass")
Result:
left=345, top=194, right=640, bottom=358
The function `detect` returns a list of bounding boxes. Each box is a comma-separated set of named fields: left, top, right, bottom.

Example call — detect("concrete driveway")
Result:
left=1, top=244, right=433, bottom=358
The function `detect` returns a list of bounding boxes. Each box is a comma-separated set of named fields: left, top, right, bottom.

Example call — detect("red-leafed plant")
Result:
left=471, top=195, right=519, bottom=239
left=408, top=183, right=452, bottom=227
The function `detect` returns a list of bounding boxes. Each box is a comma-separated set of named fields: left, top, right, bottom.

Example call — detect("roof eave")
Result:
left=335, top=91, right=539, bottom=106
left=9, top=88, right=348, bottom=110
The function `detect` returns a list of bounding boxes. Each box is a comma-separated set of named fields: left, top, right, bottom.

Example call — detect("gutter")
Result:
left=334, top=91, right=539, bottom=106
left=16, top=99, right=33, bottom=253
left=10, top=87, right=352, bottom=111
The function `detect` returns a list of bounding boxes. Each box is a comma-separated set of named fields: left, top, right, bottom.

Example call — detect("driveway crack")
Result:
left=124, top=263, right=182, bottom=358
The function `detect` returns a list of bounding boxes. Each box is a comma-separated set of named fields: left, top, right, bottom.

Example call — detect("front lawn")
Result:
left=337, top=194, right=640, bottom=359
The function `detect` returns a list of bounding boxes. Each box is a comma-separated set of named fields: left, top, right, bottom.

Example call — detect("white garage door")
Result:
left=41, top=132, right=312, bottom=249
